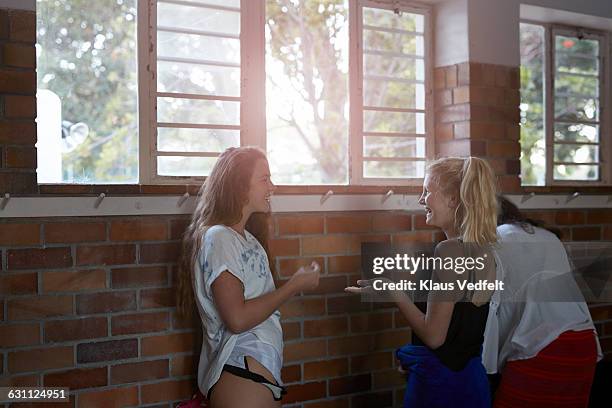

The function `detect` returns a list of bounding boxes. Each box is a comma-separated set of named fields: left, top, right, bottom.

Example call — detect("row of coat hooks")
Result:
left=0, top=191, right=611, bottom=211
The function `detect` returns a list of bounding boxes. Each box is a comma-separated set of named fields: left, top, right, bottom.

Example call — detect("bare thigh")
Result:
left=209, top=356, right=281, bottom=408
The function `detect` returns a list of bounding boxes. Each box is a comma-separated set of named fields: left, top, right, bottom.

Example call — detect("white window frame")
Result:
left=139, top=0, right=432, bottom=185
left=521, top=20, right=611, bottom=186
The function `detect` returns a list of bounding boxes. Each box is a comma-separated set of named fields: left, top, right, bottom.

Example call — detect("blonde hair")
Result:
left=426, top=157, right=498, bottom=245
left=177, top=147, right=272, bottom=317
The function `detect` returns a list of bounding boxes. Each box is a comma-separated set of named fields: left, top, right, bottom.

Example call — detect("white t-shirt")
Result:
left=482, top=223, right=602, bottom=374
left=193, top=225, right=283, bottom=395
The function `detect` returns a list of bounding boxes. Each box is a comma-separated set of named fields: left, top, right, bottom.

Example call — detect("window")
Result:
left=36, top=0, right=431, bottom=185
left=519, top=22, right=610, bottom=186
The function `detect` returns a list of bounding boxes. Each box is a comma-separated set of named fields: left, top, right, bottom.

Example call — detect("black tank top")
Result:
left=413, top=269, right=490, bottom=371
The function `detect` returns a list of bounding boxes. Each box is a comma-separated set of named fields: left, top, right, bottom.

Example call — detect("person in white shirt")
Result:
left=177, top=147, right=320, bottom=407
left=483, top=196, right=601, bottom=408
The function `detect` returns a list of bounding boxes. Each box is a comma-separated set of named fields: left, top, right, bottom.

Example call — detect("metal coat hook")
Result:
left=94, top=193, right=106, bottom=209
left=320, top=190, right=333, bottom=205
left=0, top=193, right=10, bottom=210
left=382, top=189, right=394, bottom=203
left=177, top=192, right=190, bottom=207
left=565, top=191, right=580, bottom=204
left=521, top=192, right=535, bottom=204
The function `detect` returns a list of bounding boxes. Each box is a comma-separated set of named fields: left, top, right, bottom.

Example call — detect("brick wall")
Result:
left=1, top=211, right=612, bottom=407
left=0, top=8, right=37, bottom=194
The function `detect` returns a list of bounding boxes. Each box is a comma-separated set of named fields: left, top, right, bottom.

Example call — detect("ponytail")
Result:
left=459, top=157, right=498, bottom=244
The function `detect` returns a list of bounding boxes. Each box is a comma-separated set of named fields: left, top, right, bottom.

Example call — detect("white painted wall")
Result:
left=468, top=0, right=520, bottom=66
left=0, top=0, right=35, bottom=11
left=434, top=0, right=470, bottom=66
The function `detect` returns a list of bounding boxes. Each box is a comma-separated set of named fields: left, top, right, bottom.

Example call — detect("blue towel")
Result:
left=396, top=344, right=490, bottom=408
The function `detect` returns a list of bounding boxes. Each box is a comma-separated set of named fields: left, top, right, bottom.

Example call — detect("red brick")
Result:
left=306, top=399, right=350, bottom=408
left=372, top=330, right=411, bottom=349
left=269, top=238, right=300, bottom=257
left=110, top=220, right=168, bottom=241
left=45, top=222, right=106, bottom=243
left=351, top=351, right=393, bottom=373
left=76, top=291, right=136, bottom=314
left=77, top=339, right=138, bottom=364
left=0, top=323, right=39, bottom=347
left=497, top=175, right=521, bottom=193
left=487, top=141, right=521, bottom=158
left=0, top=374, right=39, bottom=387
left=372, top=213, right=412, bottom=233
left=277, top=215, right=324, bottom=235
left=572, top=227, right=601, bottom=241
left=4, top=146, right=36, bottom=168
left=284, top=339, right=327, bottom=362
left=169, top=354, right=195, bottom=377
left=170, top=218, right=190, bottom=240
left=352, top=391, right=393, bottom=407
left=278, top=257, right=325, bottom=277
left=8, top=247, right=72, bottom=270
left=9, top=10, right=35, bottom=42
left=45, top=317, right=107, bottom=342
left=0, top=120, right=36, bottom=144
left=328, top=255, right=361, bottom=275
left=141, top=287, right=176, bottom=308
left=111, top=311, right=169, bottom=335
left=604, top=226, right=612, bottom=240
left=42, top=269, right=106, bottom=292
left=4, top=95, right=36, bottom=118
left=372, top=368, right=405, bottom=389
left=587, top=210, right=612, bottom=224
left=452, top=86, right=470, bottom=104
left=393, top=231, right=435, bottom=244
left=0, top=9, right=8, bottom=39
left=329, top=334, right=373, bottom=356
left=142, top=333, right=195, bottom=356
left=283, top=321, right=301, bottom=341
left=304, top=317, right=348, bottom=338
left=111, top=266, right=168, bottom=288
left=434, top=67, right=445, bottom=90
left=0, top=222, right=39, bottom=245
left=330, top=374, right=371, bottom=396
left=9, top=346, right=73, bottom=373
left=284, top=381, right=327, bottom=404
left=2, top=42, right=35, bottom=68
left=44, top=367, right=107, bottom=390
left=141, top=379, right=193, bottom=404
left=280, top=297, right=325, bottom=319
left=445, top=65, right=458, bottom=88
left=555, top=210, right=586, bottom=225
left=434, top=89, right=452, bottom=108
left=172, top=310, right=199, bottom=330
left=76, top=244, right=135, bottom=266
left=309, top=275, right=348, bottom=295
left=327, top=294, right=371, bottom=315
left=0, top=69, right=35, bottom=95
left=304, top=358, right=349, bottom=380
left=139, top=242, right=180, bottom=263
left=111, top=359, right=169, bottom=384
left=0, top=272, right=37, bottom=295
left=77, top=386, right=138, bottom=408
left=8, top=295, right=73, bottom=320
left=437, top=104, right=470, bottom=123
left=302, top=236, right=354, bottom=255
left=327, top=215, right=371, bottom=233
left=351, top=312, right=393, bottom=333
left=282, top=364, right=302, bottom=383
left=0, top=172, right=37, bottom=194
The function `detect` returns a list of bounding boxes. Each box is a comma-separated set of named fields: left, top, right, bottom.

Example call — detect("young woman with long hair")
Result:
left=483, top=196, right=601, bottom=407
left=347, top=157, right=499, bottom=408
left=177, top=147, right=320, bottom=408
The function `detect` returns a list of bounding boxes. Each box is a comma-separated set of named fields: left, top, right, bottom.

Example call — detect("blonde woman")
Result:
left=178, top=147, right=320, bottom=408
left=347, top=157, right=498, bottom=408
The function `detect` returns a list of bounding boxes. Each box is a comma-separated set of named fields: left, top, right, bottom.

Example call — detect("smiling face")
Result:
left=245, top=158, right=275, bottom=215
left=418, top=174, right=457, bottom=234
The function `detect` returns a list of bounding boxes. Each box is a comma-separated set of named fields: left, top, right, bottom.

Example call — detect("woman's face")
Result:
left=246, top=158, right=275, bottom=214
left=418, top=174, right=456, bottom=232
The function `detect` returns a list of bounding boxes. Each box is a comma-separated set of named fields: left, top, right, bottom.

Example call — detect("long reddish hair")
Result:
left=177, top=147, right=273, bottom=317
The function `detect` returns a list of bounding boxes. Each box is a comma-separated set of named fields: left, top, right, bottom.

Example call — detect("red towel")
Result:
left=494, top=330, right=597, bottom=408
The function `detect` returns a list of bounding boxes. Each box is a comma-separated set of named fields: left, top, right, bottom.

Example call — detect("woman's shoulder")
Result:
left=204, top=225, right=236, bottom=243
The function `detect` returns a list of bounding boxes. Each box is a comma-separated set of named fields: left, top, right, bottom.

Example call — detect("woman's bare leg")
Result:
left=209, top=356, right=281, bottom=408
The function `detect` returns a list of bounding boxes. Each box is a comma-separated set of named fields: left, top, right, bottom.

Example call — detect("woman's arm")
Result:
left=394, top=292, right=454, bottom=349
left=212, top=263, right=319, bottom=334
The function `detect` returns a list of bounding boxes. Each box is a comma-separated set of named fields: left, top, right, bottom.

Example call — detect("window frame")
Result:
left=138, top=0, right=433, bottom=186
left=520, top=19, right=611, bottom=187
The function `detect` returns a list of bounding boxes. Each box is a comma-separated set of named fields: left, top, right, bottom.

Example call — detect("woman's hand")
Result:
left=345, top=278, right=406, bottom=303
left=288, top=261, right=320, bottom=293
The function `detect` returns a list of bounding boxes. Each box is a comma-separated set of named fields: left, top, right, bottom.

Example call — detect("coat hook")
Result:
left=0, top=193, right=10, bottom=210
left=382, top=189, right=394, bottom=203
left=521, top=192, right=535, bottom=204
left=177, top=192, right=190, bottom=207
left=320, top=190, right=333, bottom=205
left=94, top=193, right=106, bottom=209
left=565, top=191, right=580, bottom=204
